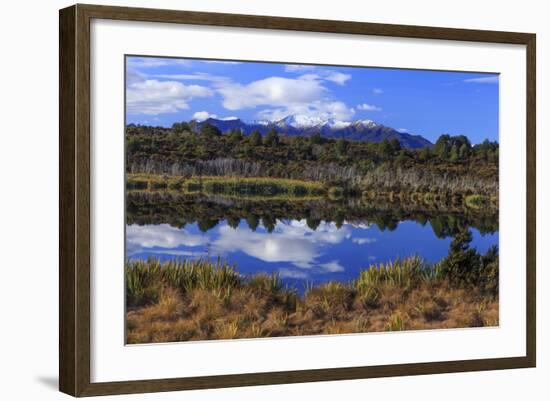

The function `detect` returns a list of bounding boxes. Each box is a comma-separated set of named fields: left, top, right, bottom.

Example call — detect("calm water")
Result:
left=126, top=194, right=498, bottom=290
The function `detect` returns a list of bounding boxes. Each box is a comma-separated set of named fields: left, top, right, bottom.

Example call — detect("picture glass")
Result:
left=124, top=56, right=499, bottom=344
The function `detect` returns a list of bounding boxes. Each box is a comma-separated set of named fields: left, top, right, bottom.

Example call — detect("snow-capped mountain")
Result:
left=276, top=114, right=328, bottom=129
left=193, top=114, right=432, bottom=149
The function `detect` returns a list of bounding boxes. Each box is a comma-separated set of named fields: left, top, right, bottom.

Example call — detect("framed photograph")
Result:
left=59, top=4, right=536, bottom=397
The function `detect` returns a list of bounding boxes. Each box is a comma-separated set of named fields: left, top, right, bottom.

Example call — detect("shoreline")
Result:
left=126, top=173, right=497, bottom=209
left=126, top=242, right=499, bottom=344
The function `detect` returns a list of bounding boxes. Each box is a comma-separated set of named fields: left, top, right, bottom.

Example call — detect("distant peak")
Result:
left=356, top=119, right=378, bottom=128
left=278, top=114, right=326, bottom=128
left=203, top=117, right=240, bottom=122
left=275, top=114, right=377, bottom=130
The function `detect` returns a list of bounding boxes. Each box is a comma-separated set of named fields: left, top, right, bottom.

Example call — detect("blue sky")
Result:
left=126, top=56, right=499, bottom=144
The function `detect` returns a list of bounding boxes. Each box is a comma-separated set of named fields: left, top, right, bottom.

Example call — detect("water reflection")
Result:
left=127, top=216, right=498, bottom=289
left=126, top=192, right=499, bottom=239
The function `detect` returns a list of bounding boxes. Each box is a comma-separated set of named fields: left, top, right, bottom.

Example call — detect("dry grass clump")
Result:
left=126, top=254, right=498, bottom=344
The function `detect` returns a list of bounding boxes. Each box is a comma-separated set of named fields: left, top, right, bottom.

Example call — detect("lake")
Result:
left=126, top=192, right=499, bottom=291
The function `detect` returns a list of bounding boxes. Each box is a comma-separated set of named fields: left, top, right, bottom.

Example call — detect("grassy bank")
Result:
left=126, top=241, right=498, bottom=343
left=127, top=173, right=496, bottom=210
left=127, top=173, right=325, bottom=199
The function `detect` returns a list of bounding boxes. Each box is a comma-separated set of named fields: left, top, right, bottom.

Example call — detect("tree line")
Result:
left=125, top=123, right=499, bottom=196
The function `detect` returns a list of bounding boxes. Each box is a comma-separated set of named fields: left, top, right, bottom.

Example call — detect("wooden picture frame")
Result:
left=59, top=3, right=536, bottom=397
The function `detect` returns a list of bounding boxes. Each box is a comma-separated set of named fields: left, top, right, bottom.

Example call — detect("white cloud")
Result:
left=324, top=72, right=351, bottom=85
left=126, top=224, right=208, bottom=255
left=284, top=64, right=316, bottom=72
left=126, top=79, right=212, bottom=115
left=128, top=59, right=354, bottom=119
left=352, top=237, right=377, bottom=245
left=219, top=76, right=327, bottom=110
left=211, top=220, right=350, bottom=269
left=319, top=260, right=344, bottom=272
left=357, top=103, right=382, bottom=112
left=192, top=111, right=238, bottom=121
left=372, top=88, right=383, bottom=95
left=256, top=101, right=355, bottom=122
left=192, top=111, right=216, bottom=121
left=216, top=75, right=355, bottom=121
left=397, top=128, right=408, bottom=133
left=297, top=73, right=322, bottom=81
left=463, top=76, right=499, bottom=84
left=285, top=65, right=351, bottom=85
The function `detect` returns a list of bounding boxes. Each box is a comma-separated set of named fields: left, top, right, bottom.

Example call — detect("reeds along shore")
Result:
left=125, top=233, right=499, bottom=344
left=126, top=173, right=498, bottom=210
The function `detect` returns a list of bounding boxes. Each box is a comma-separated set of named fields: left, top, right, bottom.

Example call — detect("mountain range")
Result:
left=193, top=115, right=433, bottom=149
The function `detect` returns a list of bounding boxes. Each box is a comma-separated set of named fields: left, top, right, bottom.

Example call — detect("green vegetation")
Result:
left=125, top=124, right=498, bottom=197
left=124, top=123, right=499, bottom=344
left=126, top=232, right=498, bottom=343
left=128, top=174, right=325, bottom=199
left=126, top=191, right=498, bottom=236
left=464, top=194, right=489, bottom=209
left=127, top=172, right=495, bottom=210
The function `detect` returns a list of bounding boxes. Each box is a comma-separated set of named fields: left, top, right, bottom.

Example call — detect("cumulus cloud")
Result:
left=372, top=88, right=383, bottom=95
left=357, top=103, right=382, bottom=112
left=127, top=56, right=354, bottom=119
left=211, top=220, right=350, bottom=269
left=219, top=76, right=326, bottom=110
left=126, top=224, right=208, bottom=255
left=192, top=111, right=216, bottom=121
left=217, top=75, right=355, bottom=121
left=463, top=76, right=499, bottom=84
left=319, top=260, right=344, bottom=272
left=324, top=72, right=351, bottom=85
left=126, top=79, right=212, bottom=115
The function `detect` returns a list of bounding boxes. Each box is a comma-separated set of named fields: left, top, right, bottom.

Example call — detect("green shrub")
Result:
left=465, top=194, right=488, bottom=209
left=328, top=186, right=344, bottom=200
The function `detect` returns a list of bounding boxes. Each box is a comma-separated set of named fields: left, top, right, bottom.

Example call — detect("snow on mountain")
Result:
left=277, top=114, right=326, bottom=129
left=355, top=119, right=378, bottom=129
left=275, top=114, right=376, bottom=131
left=324, top=119, right=351, bottom=130
left=193, top=114, right=432, bottom=149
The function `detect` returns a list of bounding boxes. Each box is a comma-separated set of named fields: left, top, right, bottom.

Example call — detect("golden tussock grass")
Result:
left=126, top=257, right=498, bottom=344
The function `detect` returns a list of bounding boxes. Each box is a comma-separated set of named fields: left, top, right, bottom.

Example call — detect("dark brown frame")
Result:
left=59, top=3, right=536, bottom=397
